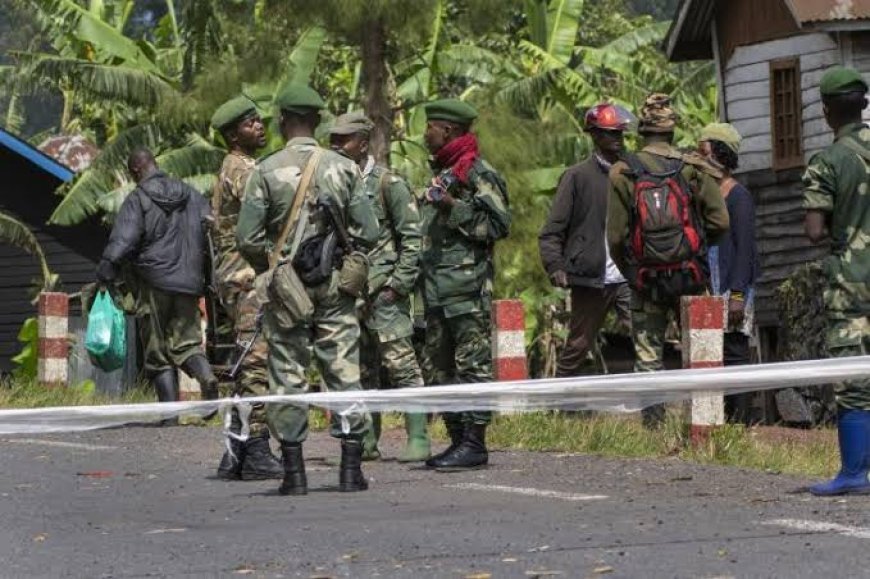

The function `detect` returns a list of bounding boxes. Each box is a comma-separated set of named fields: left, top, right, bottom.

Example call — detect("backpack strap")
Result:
left=268, top=148, right=323, bottom=270
left=840, top=135, right=870, bottom=164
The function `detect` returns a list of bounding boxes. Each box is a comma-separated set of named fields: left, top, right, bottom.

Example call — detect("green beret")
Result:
left=211, top=96, right=257, bottom=131
left=424, top=99, right=478, bottom=124
left=275, top=83, right=325, bottom=114
left=328, top=111, right=375, bottom=136
left=820, top=66, right=868, bottom=97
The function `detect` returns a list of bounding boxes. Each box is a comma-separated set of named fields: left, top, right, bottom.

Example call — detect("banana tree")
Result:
left=0, top=211, right=58, bottom=292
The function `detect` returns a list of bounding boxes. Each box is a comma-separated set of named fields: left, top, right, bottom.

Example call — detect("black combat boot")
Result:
left=181, top=354, right=219, bottom=400
left=425, top=414, right=465, bottom=467
left=216, top=412, right=245, bottom=480
left=278, top=442, right=307, bottom=496
left=428, top=423, right=488, bottom=470
left=338, top=439, right=369, bottom=492
left=241, top=431, right=283, bottom=480
left=152, top=369, right=179, bottom=402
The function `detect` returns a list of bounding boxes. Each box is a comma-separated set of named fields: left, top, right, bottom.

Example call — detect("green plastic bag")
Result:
left=85, top=290, right=127, bottom=372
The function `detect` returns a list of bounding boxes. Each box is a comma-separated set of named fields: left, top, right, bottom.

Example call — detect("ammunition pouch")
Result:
left=255, top=261, right=314, bottom=330
left=338, top=251, right=370, bottom=298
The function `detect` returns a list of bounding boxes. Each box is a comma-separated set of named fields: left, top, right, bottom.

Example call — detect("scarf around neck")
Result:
left=434, top=132, right=480, bottom=184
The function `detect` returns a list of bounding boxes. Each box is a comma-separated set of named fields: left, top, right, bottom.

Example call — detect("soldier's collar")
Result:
left=285, top=136, right=318, bottom=147
left=360, top=155, right=376, bottom=178
left=641, top=141, right=681, bottom=159
left=835, top=122, right=869, bottom=141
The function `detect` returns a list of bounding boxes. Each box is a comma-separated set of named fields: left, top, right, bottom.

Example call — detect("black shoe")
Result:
left=241, top=433, right=283, bottom=481
left=424, top=416, right=465, bottom=468
left=642, top=404, right=666, bottom=429
left=428, top=423, right=488, bottom=470
left=181, top=354, right=219, bottom=400
left=339, top=439, right=369, bottom=492
left=152, top=369, right=179, bottom=402
left=216, top=413, right=244, bottom=480
left=278, top=442, right=307, bottom=496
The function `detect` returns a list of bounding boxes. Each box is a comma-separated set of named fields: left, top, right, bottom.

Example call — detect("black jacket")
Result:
left=102, top=171, right=211, bottom=296
left=539, top=157, right=613, bottom=288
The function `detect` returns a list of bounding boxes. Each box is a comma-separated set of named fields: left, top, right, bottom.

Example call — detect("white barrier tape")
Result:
left=220, top=396, right=253, bottom=459
left=1, top=356, right=869, bottom=435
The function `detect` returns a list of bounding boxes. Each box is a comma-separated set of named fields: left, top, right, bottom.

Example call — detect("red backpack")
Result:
left=625, top=155, right=708, bottom=301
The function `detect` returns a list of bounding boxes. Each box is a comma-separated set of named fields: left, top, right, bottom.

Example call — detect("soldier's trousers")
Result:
left=361, top=294, right=424, bottom=391
left=263, top=273, right=366, bottom=443
left=630, top=293, right=673, bottom=421
left=220, top=268, right=270, bottom=437
left=826, top=314, right=870, bottom=410
left=423, top=309, right=492, bottom=425
left=141, top=286, right=203, bottom=375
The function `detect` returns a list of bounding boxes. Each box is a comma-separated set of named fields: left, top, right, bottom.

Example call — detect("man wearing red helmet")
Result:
left=539, top=104, right=634, bottom=377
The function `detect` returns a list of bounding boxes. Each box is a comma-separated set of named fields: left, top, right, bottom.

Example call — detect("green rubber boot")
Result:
left=397, top=413, right=431, bottom=462
left=362, top=412, right=382, bottom=461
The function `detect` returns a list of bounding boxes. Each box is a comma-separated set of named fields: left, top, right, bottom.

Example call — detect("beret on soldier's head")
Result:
left=275, top=83, right=326, bottom=114
left=639, top=92, right=678, bottom=133
left=328, top=111, right=375, bottom=136
left=820, top=66, right=869, bottom=97
left=700, top=122, right=742, bottom=154
left=424, top=99, right=478, bottom=125
left=211, top=96, right=258, bottom=131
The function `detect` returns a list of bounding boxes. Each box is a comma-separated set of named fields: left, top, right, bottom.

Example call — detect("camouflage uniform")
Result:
left=420, top=158, right=511, bottom=427
left=213, top=151, right=270, bottom=435
left=803, top=122, right=870, bottom=410
left=236, top=137, right=379, bottom=443
left=609, top=142, right=729, bottom=376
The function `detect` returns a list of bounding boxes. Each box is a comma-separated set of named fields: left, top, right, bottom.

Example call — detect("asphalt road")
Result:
left=1, top=424, right=869, bottom=579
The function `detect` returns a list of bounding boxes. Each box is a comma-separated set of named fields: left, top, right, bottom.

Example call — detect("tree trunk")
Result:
left=360, top=17, right=392, bottom=166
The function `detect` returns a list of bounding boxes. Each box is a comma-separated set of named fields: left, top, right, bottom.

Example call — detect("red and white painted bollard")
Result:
left=492, top=299, right=529, bottom=382
left=37, top=292, right=69, bottom=388
left=680, top=295, right=726, bottom=445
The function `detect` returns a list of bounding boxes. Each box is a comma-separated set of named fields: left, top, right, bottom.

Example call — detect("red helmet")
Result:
left=584, top=103, right=636, bottom=131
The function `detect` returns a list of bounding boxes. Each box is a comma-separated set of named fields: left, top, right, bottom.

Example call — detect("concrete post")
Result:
left=492, top=299, right=528, bottom=381
left=37, top=292, right=69, bottom=388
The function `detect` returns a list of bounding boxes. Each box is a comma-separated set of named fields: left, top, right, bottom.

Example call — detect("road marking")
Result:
left=765, top=518, right=870, bottom=539
left=2, top=438, right=116, bottom=451
left=446, top=483, right=608, bottom=502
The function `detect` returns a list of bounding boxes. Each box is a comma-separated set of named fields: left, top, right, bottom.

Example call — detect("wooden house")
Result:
left=666, top=0, right=870, bottom=359
left=0, top=128, right=107, bottom=374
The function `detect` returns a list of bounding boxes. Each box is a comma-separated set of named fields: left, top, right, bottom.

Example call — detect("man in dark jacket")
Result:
left=539, top=104, right=633, bottom=377
left=96, top=148, right=218, bottom=403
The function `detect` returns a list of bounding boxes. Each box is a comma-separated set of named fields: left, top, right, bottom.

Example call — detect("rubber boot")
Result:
left=216, top=412, right=244, bottom=480
left=425, top=414, right=464, bottom=467
left=339, top=439, right=369, bottom=492
left=278, top=442, right=307, bottom=496
left=397, top=413, right=431, bottom=462
left=152, top=369, right=179, bottom=402
left=181, top=354, right=219, bottom=400
left=362, top=412, right=382, bottom=461
left=241, top=432, right=284, bottom=480
left=428, top=423, right=488, bottom=470
left=810, top=409, right=870, bottom=496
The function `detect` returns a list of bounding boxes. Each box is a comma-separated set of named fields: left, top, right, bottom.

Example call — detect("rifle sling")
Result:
left=268, top=149, right=323, bottom=270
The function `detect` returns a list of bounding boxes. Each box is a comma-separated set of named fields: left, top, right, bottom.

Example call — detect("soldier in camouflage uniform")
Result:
left=608, top=93, right=729, bottom=428
left=328, top=112, right=431, bottom=463
left=803, top=67, right=870, bottom=496
left=237, top=84, right=379, bottom=495
left=209, top=96, right=282, bottom=481
left=418, top=99, right=511, bottom=470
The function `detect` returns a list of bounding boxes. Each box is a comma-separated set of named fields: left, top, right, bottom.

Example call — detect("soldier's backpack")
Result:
left=625, top=154, right=707, bottom=302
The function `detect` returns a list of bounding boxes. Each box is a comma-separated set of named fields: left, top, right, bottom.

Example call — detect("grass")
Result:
left=0, top=380, right=839, bottom=478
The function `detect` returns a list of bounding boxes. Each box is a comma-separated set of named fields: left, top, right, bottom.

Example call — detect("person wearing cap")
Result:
left=328, top=111, right=430, bottom=462
left=236, top=84, right=379, bottom=495
left=539, top=103, right=634, bottom=378
left=418, top=98, right=511, bottom=470
left=697, top=123, right=759, bottom=422
left=208, top=96, right=282, bottom=481
left=608, top=93, right=729, bottom=428
left=803, top=66, right=870, bottom=495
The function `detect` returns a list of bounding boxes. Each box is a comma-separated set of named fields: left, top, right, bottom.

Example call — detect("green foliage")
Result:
left=11, top=317, right=38, bottom=379
left=0, top=211, right=58, bottom=291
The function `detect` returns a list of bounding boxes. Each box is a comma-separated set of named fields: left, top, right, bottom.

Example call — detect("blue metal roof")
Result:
left=0, top=128, right=75, bottom=183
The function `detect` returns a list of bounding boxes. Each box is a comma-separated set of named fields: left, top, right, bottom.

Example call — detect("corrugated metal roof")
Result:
left=0, top=128, right=74, bottom=183
left=791, top=0, right=870, bottom=23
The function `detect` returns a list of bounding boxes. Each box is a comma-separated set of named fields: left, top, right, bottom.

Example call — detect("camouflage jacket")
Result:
left=236, top=137, right=379, bottom=274
left=607, top=141, right=730, bottom=275
left=359, top=157, right=422, bottom=297
left=212, top=151, right=256, bottom=282
left=803, top=122, right=870, bottom=316
left=419, top=158, right=511, bottom=316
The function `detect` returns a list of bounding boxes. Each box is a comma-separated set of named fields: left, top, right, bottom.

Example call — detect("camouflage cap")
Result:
left=211, top=96, right=257, bottom=131
left=700, top=122, right=742, bottom=154
left=424, top=99, right=478, bottom=124
left=820, top=66, right=869, bottom=97
left=639, top=93, right=678, bottom=134
left=275, top=83, right=325, bottom=114
left=328, top=111, right=375, bottom=136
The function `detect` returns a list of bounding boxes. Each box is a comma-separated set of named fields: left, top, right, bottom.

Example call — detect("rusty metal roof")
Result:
left=790, top=0, right=870, bottom=23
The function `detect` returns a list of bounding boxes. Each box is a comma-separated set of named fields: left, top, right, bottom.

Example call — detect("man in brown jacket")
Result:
left=539, top=104, right=634, bottom=377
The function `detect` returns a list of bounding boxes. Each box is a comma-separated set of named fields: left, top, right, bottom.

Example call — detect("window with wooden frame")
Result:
left=770, top=58, right=804, bottom=171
